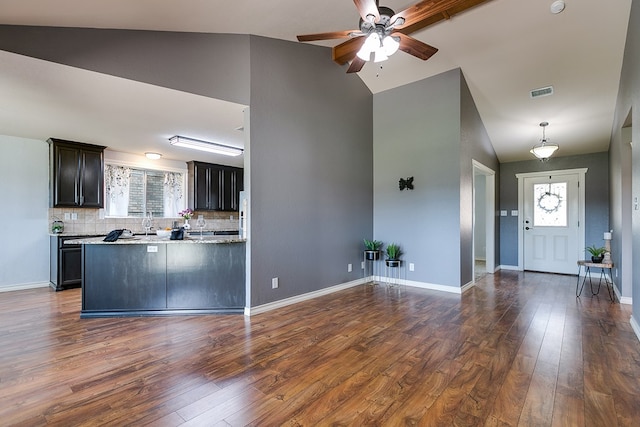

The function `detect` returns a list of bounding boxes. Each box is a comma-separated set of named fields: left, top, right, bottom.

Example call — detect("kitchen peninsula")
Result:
left=68, top=235, right=246, bottom=318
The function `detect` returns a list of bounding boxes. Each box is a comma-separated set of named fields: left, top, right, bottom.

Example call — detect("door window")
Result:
left=533, top=182, right=567, bottom=227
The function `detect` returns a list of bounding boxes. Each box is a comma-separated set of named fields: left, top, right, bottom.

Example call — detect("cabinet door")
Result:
left=221, top=167, right=235, bottom=211
left=193, top=163, right=209, bottom=210
left=60, top=246, right=82, bottom=287
left=79, top=149, right=104, bottom=207
left=54, top=145, right=80, bottom=206
left=207, top=166, right=222, bottom=211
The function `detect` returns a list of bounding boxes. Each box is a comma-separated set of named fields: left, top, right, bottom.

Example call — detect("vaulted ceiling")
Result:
left=0, top=0, right=632, bottom=162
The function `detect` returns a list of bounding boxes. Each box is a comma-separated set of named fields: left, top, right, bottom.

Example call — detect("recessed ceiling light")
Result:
left=145, top=152, right=162, bottom=160
left=550, top=1, right=566, bottom=14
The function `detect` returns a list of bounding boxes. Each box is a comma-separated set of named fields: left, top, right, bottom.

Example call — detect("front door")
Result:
left=522, top=172, right=582, bottom=274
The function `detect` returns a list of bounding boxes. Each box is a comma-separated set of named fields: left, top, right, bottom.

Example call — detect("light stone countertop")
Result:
left=64, top=234, right=245, bottom=245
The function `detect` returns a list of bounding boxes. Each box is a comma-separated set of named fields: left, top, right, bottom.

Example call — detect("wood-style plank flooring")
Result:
left=1, top=271, right=639, bottom=426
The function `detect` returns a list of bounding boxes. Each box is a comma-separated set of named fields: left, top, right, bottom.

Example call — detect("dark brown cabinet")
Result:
left=49, top=138, right=106, bottom=208
left=188, top=161, right=243, bottom=211
left=50, top=235, right=84, bottom=291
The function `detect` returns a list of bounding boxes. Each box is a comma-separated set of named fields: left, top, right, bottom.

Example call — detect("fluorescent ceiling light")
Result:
left=145, top=152, right=162, bottom=160
left=168, top=135, right=243, bottom=157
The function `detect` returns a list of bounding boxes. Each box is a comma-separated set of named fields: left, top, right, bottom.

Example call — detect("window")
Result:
left=105, top=164, right=185, bottom=218
left=533, top=182, right=566, bottom=227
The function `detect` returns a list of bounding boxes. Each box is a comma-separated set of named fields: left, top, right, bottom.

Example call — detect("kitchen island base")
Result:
left=80, top=238, right=245, bottom=318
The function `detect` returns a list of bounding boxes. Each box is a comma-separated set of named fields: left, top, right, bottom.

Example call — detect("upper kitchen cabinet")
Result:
left=188, top=161, right=243, bottom=211
left=49, top=138, right=106, bottom=208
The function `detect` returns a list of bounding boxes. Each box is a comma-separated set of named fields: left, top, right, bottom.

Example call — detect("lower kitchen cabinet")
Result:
left=50, top=235, right=84, bottom=291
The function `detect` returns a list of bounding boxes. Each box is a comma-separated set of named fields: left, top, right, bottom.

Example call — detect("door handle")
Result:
left=525, top=227, right=531, bottom=230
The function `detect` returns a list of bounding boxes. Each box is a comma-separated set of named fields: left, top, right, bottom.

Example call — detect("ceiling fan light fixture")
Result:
left=169, top=135, right=243, bottom=157
left=356, top=33, right=379, bottom=61
left=383, top=35, right=400, bottom=56
left=529, top=122, right=559, bottom=161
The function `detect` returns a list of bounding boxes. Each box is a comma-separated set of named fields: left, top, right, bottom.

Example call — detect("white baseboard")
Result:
left=497, top=265, right=520, bottom=271
left=631, top=316, right=640, bottom=343
left=245, top=277, right=368, bottom=316
left=462, top=280, right=476, bottom=293
left=392, top=278, right=463, bottom=295
left=0, top=281, right=50, bottom=293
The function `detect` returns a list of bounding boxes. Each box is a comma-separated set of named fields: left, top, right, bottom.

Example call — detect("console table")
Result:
left=576, top=260, right=615, bottom=302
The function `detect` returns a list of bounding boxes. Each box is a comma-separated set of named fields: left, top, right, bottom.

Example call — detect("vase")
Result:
left=365, top=250, right=380, bottom=261
left=183, top=219, right=191, bottom=230
left=385, top=259, right=400, bottom=268
left=591, top=256, right=603, bottom=263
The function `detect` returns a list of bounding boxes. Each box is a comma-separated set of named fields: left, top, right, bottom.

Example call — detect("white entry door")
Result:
left=522, top=172, right=582, bottom=274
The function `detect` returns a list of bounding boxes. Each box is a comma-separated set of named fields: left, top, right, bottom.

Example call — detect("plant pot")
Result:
left=365, top=250, right=380, bottom=261
left=385, top=259, right=400, bottom=268
left=591, top=256, right=604, bottom=263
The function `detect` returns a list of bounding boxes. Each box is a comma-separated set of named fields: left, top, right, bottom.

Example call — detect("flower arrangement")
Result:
left=179, top=208, right=193, bottom=220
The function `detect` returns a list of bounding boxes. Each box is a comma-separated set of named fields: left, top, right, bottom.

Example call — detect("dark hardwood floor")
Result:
left=1, top=271, right=639, bottom=426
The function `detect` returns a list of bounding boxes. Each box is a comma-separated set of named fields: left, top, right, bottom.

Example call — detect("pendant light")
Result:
left=530, top=122, right=559, bottom=161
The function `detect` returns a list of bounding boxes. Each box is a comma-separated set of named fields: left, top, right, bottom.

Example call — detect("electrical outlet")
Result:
left=409, top=263, right=415, bottom=272
left=348, top=263, right=352, bottom=272
left=272, top=277, right=279, bottom=289
left=64, top=212, right=71, bottom=220
left=71, top=213, right=78, bottom=220
left=361, top=261, right=365, bottom=269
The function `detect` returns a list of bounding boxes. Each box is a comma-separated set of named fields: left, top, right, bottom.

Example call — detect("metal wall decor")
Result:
left=399, top=177, right=414, bottom=191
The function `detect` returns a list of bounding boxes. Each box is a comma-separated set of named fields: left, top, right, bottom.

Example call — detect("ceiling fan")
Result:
left=297, top=0, right=491, bottom=73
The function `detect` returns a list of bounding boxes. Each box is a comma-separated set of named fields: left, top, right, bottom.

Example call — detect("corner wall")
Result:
left=248, top=36, right=373, bottom=306
left=0, top=136, right=49, bottom=290
left=611, top=1, right=640, bottom=320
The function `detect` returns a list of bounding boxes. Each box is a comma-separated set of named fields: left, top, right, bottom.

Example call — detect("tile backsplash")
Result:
left=49, top=208, right=238, bottom=235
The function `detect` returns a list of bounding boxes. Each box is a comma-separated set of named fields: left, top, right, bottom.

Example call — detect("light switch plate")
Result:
left=500, top=210, right=507, bottom=217
left=511, top=210, right=519, bottom=216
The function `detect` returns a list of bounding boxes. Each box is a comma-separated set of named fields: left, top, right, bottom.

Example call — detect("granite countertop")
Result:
left=64, top=234, right=245, bottom=245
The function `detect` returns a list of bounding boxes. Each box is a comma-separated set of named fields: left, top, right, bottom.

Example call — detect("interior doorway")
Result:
left=473, top=160, right=496, bottom=281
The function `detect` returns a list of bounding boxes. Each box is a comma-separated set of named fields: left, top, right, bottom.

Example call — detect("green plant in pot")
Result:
left=364, top=239, right=383, bottom=260
left=385, top=243, right=403, bottom=267
left=586, top=244, right=606, bottom=263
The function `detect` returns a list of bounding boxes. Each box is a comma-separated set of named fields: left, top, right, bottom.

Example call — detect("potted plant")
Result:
left=363, top=239, right=383, bottom=260
left=385, top=243, right=403, bottom=267
left=586, top=244, right=606, bottom=263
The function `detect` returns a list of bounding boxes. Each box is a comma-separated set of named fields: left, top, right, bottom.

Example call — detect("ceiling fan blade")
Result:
left=393, top=0, right=493, bottom=34
left=396, top=33, right=438, bottom=60
left=297, top=30, right=360, bottom=42
left=332, top=36, right=366, bottom=65
left=353, top=0, right=380, bottom=23
left=392, top=0, right=465, bottom=28
left=347, top=57, right=366, bottom=73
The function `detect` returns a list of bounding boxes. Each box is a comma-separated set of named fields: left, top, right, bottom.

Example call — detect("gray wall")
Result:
left=611, top=1, right=639, bottom=311
left=248, top=37, right=373, bottom=306
left=0, top=25, right=251, bottom=105
left=499, top=153, right=610, bottom=268
left=459, top=72, right=500, bottom=283
left=373, top=68, right=497, bottom=288
left=374, top=70, right=460, bottom=288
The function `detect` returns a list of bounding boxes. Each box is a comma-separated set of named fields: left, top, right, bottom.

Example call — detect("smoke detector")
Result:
left=550, top=1, right=566, bottom=14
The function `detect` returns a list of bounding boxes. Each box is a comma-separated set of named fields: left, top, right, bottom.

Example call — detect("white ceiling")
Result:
left=0, top=0, right=632, bottom=163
